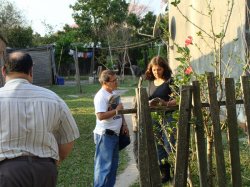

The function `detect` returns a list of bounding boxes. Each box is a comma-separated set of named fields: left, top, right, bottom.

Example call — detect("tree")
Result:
left=7, top=26, right=33, bottom=48
left=71, top=0, right=128, bottom=42
left=70, top=0, right=129, bottom=73
left=0, top=0, right=26, bottom=37
left=0, top=1, right=25, bottom=29
left=54, top=25, right=82, bottom=75
left=126, top=13, right=141, bottom=29
left=0, top=0, right=35, bottom=48
left=139, top=11, right=157, bottom=36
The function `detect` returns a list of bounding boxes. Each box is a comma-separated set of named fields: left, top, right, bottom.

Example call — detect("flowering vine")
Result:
left=174, top=36, right=194, bottom=86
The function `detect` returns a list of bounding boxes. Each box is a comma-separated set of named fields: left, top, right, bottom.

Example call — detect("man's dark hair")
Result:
left=4, top=52, right=33, bottom=75
left=99, top=70, right=116, bottom=84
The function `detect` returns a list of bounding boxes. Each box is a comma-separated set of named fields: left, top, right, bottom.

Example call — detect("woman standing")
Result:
left=145, top=56, right=176, bottom=183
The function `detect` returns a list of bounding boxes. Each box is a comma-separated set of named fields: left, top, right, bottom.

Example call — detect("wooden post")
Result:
left=225, top=78, right=242, bottom=187
left=206, top=72, right=226, bottom=187
left=136, top=88, right=161, bottom=187
left=240, top=76, right=250, bottom=145
left=73, top=47, right=82, bottom=94
left=192, top=81, right=208, bottom=187
left=174, top=85, right=192, bottom=187
left=90, top=45, right=95, bottom=75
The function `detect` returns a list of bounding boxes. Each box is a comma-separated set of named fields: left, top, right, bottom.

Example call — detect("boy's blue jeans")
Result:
left=94, top=133, right=119, bottom=187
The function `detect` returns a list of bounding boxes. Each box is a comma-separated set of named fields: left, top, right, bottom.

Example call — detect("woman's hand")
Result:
left=166, top=99, right=176, bottom=107
left=149, top=97, right=162, bottom=106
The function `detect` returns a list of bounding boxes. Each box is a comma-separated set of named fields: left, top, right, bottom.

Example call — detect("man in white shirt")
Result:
left=0, top=52, right=80, bottom=187
left=93, top=70, right=129, bottom=187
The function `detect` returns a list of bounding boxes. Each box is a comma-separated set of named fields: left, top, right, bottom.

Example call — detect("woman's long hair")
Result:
left=144, top=56, right=172, bottom=81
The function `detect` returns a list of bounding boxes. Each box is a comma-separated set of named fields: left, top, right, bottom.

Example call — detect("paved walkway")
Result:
left=115, top=96, right=139, bottom=187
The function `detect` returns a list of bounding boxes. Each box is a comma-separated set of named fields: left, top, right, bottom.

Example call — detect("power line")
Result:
left=99, top=37, right=161, bottom=51
left=69, top=37, right=162, bottom=51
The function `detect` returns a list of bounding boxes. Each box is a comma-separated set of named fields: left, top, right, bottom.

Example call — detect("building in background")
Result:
left=169, top=0, right=245, bottom=79
left=6, top=45, right=56, bottom=86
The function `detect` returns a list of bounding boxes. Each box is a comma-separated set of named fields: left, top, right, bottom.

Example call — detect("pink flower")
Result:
left=185, top=66, right=193, bottom=75
left=185, top=36, right=193, bottom=46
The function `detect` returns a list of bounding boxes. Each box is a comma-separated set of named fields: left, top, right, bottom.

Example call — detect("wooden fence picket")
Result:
left=192, top=81, right=208, bottom=187
left=207, top=72, right=227, bottom=187
left=136, top=88, right=150, bottom=187
left=240, top=76, right=250, bottom=145
left=136, top=88, right=161, bottom=187
left=225, top=78, right=242, bottom=187
left=118, top=74, right=250, bottom=186
left=173, top=85, right=192, bottom=187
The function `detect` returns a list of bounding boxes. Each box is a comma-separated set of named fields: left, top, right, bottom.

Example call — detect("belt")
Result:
left=3, top=156, right=55, bottom=163
left=105, top=129, right=118, bottom=136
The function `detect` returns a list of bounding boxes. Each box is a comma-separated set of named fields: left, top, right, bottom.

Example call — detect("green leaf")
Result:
left=177, top=47, right=185, bottom=53
left=175, top=57, right=186, bottom=63
left=183, top=47, right=190, bottom=54
left=170, top=0, right=181, bottom=7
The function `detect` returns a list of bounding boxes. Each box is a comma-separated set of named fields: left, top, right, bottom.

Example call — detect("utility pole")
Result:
left=73, top=46, right=82, bottom=94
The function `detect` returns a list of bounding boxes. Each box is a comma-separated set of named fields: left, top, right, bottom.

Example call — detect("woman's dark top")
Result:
left=148, top=79, right=172, bottom=101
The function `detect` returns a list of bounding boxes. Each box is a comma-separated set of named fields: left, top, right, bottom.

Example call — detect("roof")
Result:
left=6, top=44, right=55, bottom=53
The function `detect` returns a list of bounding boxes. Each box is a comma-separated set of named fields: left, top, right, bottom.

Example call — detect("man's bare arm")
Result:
left=58, top=141, right=74, bottom=161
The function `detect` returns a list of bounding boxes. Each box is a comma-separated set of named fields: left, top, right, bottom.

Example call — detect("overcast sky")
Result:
left=11, top=0, right=162, bottom=36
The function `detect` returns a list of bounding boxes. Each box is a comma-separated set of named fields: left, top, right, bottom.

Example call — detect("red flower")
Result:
left=185, top=36, right=193, bottom=46
left=185, top=66, right=193, bottom=75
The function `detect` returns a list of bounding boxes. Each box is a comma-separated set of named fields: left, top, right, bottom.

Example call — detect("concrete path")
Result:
left=115, top=96, right=139, bottom=187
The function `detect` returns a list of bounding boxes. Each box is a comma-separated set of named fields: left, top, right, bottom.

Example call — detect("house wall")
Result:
left=29, top=49, right=53, bottom=86
left=169, top=0, right=245, bottom=79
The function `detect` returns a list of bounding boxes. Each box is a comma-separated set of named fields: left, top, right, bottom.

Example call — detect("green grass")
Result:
left=50, top=76, right=250, bottom=187
left=48, top=76, right=138, bottom=186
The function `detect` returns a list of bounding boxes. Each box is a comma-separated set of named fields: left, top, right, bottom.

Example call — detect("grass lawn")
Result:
left=48, top=76, right=250, bottom=186
left=48, top=76, right=140, bottom=186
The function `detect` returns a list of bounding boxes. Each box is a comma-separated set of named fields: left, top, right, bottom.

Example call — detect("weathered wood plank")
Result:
left=174, top=85, right=192, bottom=187
left=117, top=105, right=178, bottom=115
left=141, top=88, right=162, bottom=186
left=136, top=88, right=161, bottom=187
left=240, top=76, right=250, bottom=145
left=225, top=78, right=242, bottom=187
left=201, top=100, right=244, bottom=107
left=117, top=101, right=245, bottom=115
left=136, top=88, right=150, bottom=187
left=206, top=72, right=226, bottom=187
left=192, top=81, right=208, bottom=187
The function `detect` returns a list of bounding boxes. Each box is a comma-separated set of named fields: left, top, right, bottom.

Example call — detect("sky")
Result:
left=11, top=0, right=163, bottom=36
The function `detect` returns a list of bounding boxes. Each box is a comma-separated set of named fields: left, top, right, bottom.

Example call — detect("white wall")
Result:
left=169, top=0, right=246, bottom=79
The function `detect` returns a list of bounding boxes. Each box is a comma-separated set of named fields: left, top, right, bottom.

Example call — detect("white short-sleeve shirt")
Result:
left=93, top=88, right=122, bottom=135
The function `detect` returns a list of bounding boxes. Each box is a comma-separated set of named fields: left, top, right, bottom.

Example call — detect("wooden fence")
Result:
left=119, top=72, right=250, bottom=187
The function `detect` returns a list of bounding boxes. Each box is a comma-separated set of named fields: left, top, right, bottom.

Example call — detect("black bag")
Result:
left=109, top=95, right=130, bottom=150
left=119, top=129, right=130, bottom=151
